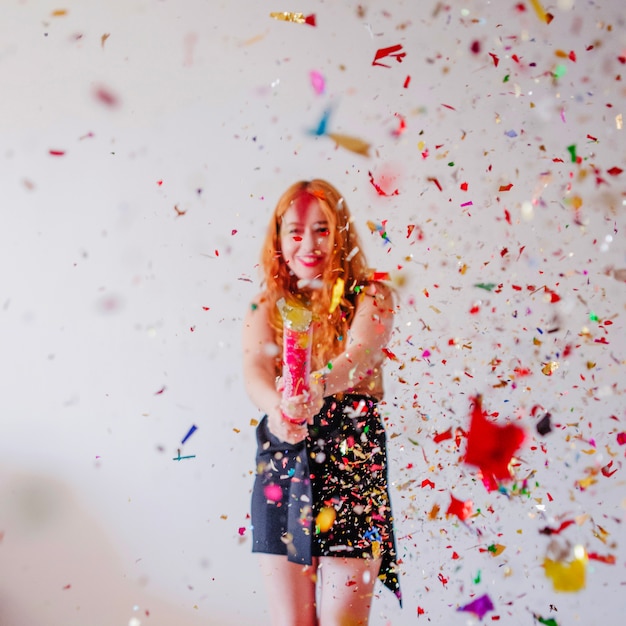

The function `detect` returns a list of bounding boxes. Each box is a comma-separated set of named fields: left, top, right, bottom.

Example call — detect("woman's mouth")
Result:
left=297, top=255, right=323, bottom=268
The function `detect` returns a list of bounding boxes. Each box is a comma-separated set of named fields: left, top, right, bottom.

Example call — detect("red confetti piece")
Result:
left=504, top=209, right=511, bottom=224
left=49, top=149, right=65, bottom=156
left=382, top=347, right=397, bottom=360
left=368, top=171, right=399, bottom=196
left=392, top=113, right=406, bottom=136
left=489, top=53, right=500, bottom=67
left=617, top=432, right=626, bottom=445
left=460, top=182, right=468, bottom=191
left=421, top=479, right=435, bottom=489
left=446, top=494, right=473, bottom=521
left=154, top=386, right=166, bottom=395
left=438, top=573, right=448, bottom=586
left=427, top=177, right=442, bottom=191
left=544, top=286, right=561, bottom=303
left=601, top=460, right=618, bottom=477
left=587, top=552, right=616, bottom=564
left=499, top=183, right=513, bottom=192
left=539, top=519, right=575, bottom=535
left=470, top=40, right=481, bottom=54
left=417, top=606, right=425, bottom=616
left=607, top=166, right=623, bottom=176
left=372, top=44, right=406, bottom=67
left=433, top=428, right=453, bottom=443
left=464, top=396, right=526, bottom=491
left=441, top=103, right=456, bottom=111
left=403, top=75, right=411, bottom=88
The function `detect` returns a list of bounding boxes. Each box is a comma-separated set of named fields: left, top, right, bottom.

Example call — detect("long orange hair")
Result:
left=260, top=179, right=371, bottom=372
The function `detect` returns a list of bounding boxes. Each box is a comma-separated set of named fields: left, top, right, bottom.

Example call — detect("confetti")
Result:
left=181, top=424, right=198, bottom=445
left=368, top=171, right=399, bottom=196
left=269, top=12, right=316, bottom=26
left=457, top=593, right=494, bottom=620
left=309, top=70, right=325, bottom=94
left=464, top=396, right=526, bottom=491
left=327, top=132, right=371, bottom=156
left=372, top=44, right=406, bottom=67
left=446, top=494, right=473, bottom=521
left=329, top=278, right=344, bottom=313
left=315, top=506, right=336, bottom=532
left=529, top=0, right=551, bottom=24
left=544, top=545, right=587, bottom=592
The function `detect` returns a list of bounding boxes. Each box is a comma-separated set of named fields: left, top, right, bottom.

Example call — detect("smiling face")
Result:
left=279, top=193, right=332, bottom=282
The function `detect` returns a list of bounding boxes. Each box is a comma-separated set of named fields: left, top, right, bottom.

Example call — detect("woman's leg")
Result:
left=258, top=554, right=319, bottom=626
left=317, top=556, right=381, bottom=626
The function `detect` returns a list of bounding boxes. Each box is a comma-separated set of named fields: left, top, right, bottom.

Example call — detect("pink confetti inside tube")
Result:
left=277, top=298, right=312, bottom=421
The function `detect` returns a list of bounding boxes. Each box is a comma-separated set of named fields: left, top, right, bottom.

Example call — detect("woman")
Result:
left=243, top=180, right=401, bottom=626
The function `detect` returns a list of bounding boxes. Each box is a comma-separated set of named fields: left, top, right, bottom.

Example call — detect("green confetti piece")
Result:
left=589, top=311, right=599, bottom=322
left=475, top=282, right=497, bottom=291
left=503, top=74, right=510, bottom=82
left=538, top=618, right=559, bottom=626
left=408, top=437, right=420, bottom=446
left=473, top=570, right=481, bottom=584
left=326, top=362, right=333, bottom=370
left=553, top=64, right=567, bottom=78
left=487, top=544, right=498, bottom=554
left=567, top=144, right=577, bottom=162
left=448, top=161, right=455, bottom=166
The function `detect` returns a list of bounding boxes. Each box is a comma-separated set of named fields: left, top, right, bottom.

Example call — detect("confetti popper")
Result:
left=277, top=298, right=313, bottom=423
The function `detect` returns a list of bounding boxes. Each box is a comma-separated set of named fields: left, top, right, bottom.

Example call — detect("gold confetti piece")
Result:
left=489, top=543, right=506, bottom=556
left=616, top=114, right=623, bottom=130
left=269, top=12, right=316, bottom=26
left=101, top=33, right=110, bottom=48
left=326, top=132, right=371, bottom=156
left=329, top=278, right=344, bottom=313
left=250, top=418, right=259, bottom=427
left=542, top=361, right=559, bottom=375
left=52, top=9, right=68, bottom=17
left=233, top=428, right=241, bottom=433
left=529, top=0, right=549, bottom=23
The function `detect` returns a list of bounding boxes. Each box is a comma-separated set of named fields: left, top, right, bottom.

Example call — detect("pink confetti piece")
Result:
left=309, top=70, right=325, bottom=94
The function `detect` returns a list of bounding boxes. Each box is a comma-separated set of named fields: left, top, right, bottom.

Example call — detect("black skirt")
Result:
left=250, top=394, right=401, bottom=605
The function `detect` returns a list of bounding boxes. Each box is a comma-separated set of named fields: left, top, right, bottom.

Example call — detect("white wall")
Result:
left=1, top=1, right=624, bottom=624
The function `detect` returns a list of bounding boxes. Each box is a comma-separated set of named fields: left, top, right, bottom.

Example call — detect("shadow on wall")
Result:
left=0, top=467, right=223, bottom=626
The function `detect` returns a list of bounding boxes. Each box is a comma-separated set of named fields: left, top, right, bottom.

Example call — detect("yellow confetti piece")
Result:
left=315, top=507, right=336, bottom=532
left=529, top=0, right=549, bottom=23
left=250, top=418, right=259, bottom=427
left=51, top=9, right=68, bottom=17
left=329, top=278, right=344, bottom=313
left=544, top=546, right=587, bottom=592
left=326, top=132, right=371, bottom=156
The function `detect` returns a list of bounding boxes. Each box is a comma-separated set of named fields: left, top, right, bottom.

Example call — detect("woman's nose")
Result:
left=300, top=228, right=318, bottom=251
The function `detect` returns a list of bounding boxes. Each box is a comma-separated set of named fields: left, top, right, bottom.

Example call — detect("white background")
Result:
left=1, top=1, right=625, bottom=624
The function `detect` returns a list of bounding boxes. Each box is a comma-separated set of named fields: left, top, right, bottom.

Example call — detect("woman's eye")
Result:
left=318, top=228, right=330, bottom=236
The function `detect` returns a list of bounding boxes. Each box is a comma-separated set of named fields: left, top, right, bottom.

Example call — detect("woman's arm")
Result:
left=315, top=282, right=395, bottom=397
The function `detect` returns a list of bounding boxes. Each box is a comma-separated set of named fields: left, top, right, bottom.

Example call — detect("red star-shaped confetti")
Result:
left=464, top=396, right=526, bottom=491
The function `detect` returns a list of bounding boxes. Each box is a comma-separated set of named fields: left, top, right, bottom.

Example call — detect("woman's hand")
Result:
left=266, top=406, right=309, bottom=444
